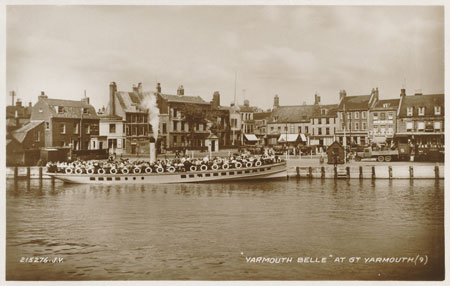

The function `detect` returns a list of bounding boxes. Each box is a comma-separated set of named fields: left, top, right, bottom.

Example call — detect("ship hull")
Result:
left=47, top=162, right=287, bottom=184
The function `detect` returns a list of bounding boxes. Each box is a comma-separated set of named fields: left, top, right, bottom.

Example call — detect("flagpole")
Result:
left=343, top=103, right=347, bottom=164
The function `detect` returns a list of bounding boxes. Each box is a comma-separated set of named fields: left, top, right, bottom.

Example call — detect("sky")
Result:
left=6, top=5, right=444, bottom=111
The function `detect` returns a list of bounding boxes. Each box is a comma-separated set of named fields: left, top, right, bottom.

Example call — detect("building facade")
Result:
left=368, top=98, right=399, bottom=145
left=30, top=92, right=100, bottom=150
left=395, top=89, right=444, bottom=148
left=336, top=88, right=378, bottom=146
left=309, top=101, right=338, bottom=148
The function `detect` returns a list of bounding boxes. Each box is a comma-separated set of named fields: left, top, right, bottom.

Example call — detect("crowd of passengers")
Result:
left=46, top=153, right=283, bottom=175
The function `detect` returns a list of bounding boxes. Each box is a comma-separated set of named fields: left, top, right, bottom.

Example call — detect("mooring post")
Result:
left=14, top=166, right=18, bottom=182
left=334, top=166, right=337, bottom=179
left=409, top=166, right=414, bottom=179
left=26, top=167, right=31, bottom=181
left=388, top=166, right=392, bottom=179
left=321, top=166, right=325, bottom=178
left=346, top=166, right=350, bottom=178
left=296, top=166, right=300, bottom=179
left=359, top=166, right=363, bottom=179
left=308, top=167, right=313, bottom=178
left=372, top=166, right=375, bottom=180
left=435, top=165, right=439, bottom=180
left=39, top=167, right=43, bottom=180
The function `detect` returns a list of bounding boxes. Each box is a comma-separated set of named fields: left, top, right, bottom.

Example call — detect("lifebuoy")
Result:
left=222, top=163, right=229, bottom=170
left=246, top=162, right=252, bottom=168
left=255, top=160, right=262, bottom=167
left=167, top=166, right=176, bottom=173
left=235, top=162, right=242, bottom=168
left=211, top=164, right=219, bottom=170
left=87, top=168, right=94, bottom=174
left=134, top=168, right=141, bottom=174
left=75, top=168, right=83, bottom=174
left=200, top=164, right=208, bottom=171
left=110, top=168, right=117, bottom=174
left=122, top=168, right=129, bottom=174
left=145, top=167, right=152, bottom=174
left=157, top=167, right=164, bottom=173
left=65, top=168, right=73, bottom=174
left=190, top=165, right=197, bottom=172
left=98, top=168, right=105, bottom=175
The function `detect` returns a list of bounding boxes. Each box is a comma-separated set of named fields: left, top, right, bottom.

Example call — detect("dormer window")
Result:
left=58, top=106, right=64, bottom=113
left=383, top=103, right=390, bottom=108
left=407, top=107, right=413, bottom=116
left=434, top=106, right=441, bottom=115
left=39, top=108, right=43, bottom=113
left=83, top=108, right=88, bottom=114
left=418, top=107, right=425, bottom=116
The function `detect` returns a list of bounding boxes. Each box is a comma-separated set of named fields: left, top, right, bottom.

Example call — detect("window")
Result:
left=361, top=112, right=366, bottom=119
left=362, top=122, right=366, bottom=130
left=407, top=107, right=413, bottom=116
left=132, top=126, right=137, bottom=136
left=305, top=126, right=309, bottom=133
left=173, top=109, right=177, bottom=118
left=354, top=112, right=359, bottom=119
left=123, top=139, right=126, bottom=149
left=341, top=123, right=345, bottom=130
left=373, top=112, right=378, bottom=120
left=347, top=113, right=351, bottom=119
left=355, top=122, right=359, bottom=130
left=181, top=122, right=185, bottom=131
left=298, top=126, right=302, bottom=133
left=39, top=108, right=43, bottom=113
left=35, top=131, right=40, bottom=142
left=434, top=106, right=441, bottom=115
left=92, top=141, right=96, bottom=149
left=417, top=122, right=425, bottom=131
left=46, top=122, right=49, bottom=129
left=58, top=106, right=64, bottom=113
left=109, top=123, right=116, bottom=133
left=339, top=112, right=343, bottom=120
left=321, top=118, right=326, bottom=124
left=284, top=126, right=288, bottom=132
left=83, top=108, right=88, bottom=114
left=278, top=127, right=281, bottom=132
left=162, top=123, right=167, bottom=134
left=434, top=122, right=441, bottom=130
left=418, top=107, right=425, bottom=116
left=326, top=127, right=330, bottom=135
left=388, top=112, right=393, bottom=120
left=73, top=123, right=79, bottom=134
left=173, top=121, right=177, bottom=131
left=326, top=118, right=330, bottom=125
left=60, top=123, right=66, bottom=134
left=85, top=124, right=91, bottom=134
left=383, top=103, right=390, bottom=108
left=173, top=135, right=177, bottom=146
left=406, top=122, right=413, bottom=131
left=318, top=128, right=322, bottom=135
left=380, top=113, right=386, bottom=120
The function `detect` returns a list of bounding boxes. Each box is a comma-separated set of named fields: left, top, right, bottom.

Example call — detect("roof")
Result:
left=312, top=104, right=339, bottom=118
left=114, top=91, right=148, bottom=113
left=338, top=95, right=371, bottom=111
left=11, top=120, right=44, bottom=143
left=41, top=98, right=98, bottom=119
left=160, top=93, right=209, bottom=105
left=6, top=105, right=32, bottom=118
left=270, top=105, right=319, bottom=123
left=253, top=112, right=272, bottom=120
left=398, top=94, right=444, bottom=117
left=239, top=105, right=258, bottom=112
left=372, top=99, right=400, bottom=110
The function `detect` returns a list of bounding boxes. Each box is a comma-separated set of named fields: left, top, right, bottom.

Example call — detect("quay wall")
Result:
left=289, top=165, right=444, bottom=179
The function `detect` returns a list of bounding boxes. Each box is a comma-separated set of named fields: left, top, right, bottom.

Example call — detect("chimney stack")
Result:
left=38, top=91, right=48, bottom=100
left=10, top=91, right=15, bottom=106
left=137, top=82, right=143, bottom=93
left=273, top=94, right=280, bottom=109
left=109, top=82, right=117, bottom=116
left=16, top=99, right=22, bottom=107
left=400, top=88, right=406, bottom=98
left=28, top=102, right=32, bottom=108
left=244, top=99, right=249, bottom=107
left=339, top=90, right=347, bottom=101
left=212, top=91, right=220, bottom=109
left=156, top=82, right=161, bottom=93
left=314, top=93, right=321, bottom=105
left=177, top=85, right=184, bottom=96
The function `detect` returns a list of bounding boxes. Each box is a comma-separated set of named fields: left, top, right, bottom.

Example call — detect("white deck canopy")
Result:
left=278, top=134, right=305, bottom=143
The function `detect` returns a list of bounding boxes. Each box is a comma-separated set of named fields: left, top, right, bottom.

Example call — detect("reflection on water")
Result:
left=6, top=179, right=444, bottom=280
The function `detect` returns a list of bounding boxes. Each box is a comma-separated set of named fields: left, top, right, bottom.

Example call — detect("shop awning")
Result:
left=299, top=133, right=307, bottom=142
left=278, top=134, right=300, bottom=143
left=244, top=134, right=258, bottom=141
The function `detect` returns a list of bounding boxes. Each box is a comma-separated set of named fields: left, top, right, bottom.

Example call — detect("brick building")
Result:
left=336, top=88, right=379, bottom=146
left=395, top=89, right=444, bottom=148
left=309, top=95, right=338, bottom=148
left=30, top=92, right=100, bottom=150
left=368, top=98, right=399, bottom=145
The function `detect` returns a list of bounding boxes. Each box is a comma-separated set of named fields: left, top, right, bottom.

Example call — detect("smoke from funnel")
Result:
left=141, top=93, right=160, bottom=138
